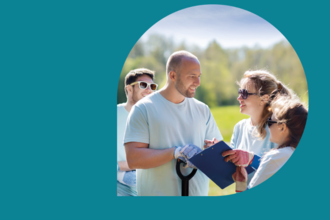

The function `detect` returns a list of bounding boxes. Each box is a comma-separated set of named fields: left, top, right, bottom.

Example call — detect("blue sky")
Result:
left=140, top=5, right=287, bottom=49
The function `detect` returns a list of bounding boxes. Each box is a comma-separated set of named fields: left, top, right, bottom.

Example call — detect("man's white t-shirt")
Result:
left=249, top=147, right=294, bottom=189
left=124, top=92, right=223, bottom=196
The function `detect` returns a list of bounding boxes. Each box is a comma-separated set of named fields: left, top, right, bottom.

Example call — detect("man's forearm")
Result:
left=125, top=146, right=175, bottom=169
left=118, top=161, right=134, bottom=171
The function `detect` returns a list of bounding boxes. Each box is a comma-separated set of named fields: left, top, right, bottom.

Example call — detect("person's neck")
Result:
left=159, top=83, right=185, bottom=104
left=250, top=115, right=261, bottom=127
left=277, top=132, right=290, bottom=147
left=124, top=100, right=135, bottom=113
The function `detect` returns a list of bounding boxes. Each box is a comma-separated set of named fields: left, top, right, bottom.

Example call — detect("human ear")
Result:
left=259, top=94, right=270, bottom=106
left=127, top=85, right=133, bottom=94
left=169, top=71, right=177, bottom=81
left=261, top=94, right=270, bottom=103
left=280, top=123, right=288, bottom=133
left=280, top=123, right=290, bottom=143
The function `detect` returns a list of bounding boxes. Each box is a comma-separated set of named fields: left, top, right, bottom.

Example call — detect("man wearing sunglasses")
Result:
left=124, top=51, right=222, bottom=196
left=117, top=68, right=157, bottom=196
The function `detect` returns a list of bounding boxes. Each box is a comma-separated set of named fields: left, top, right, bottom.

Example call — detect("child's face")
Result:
left=269, top=115, right=288, bottom=146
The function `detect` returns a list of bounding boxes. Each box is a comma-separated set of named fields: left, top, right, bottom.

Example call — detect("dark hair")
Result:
left=124, top=68, right=155, bottom=96
left=271, top=95, right=308, bottom=149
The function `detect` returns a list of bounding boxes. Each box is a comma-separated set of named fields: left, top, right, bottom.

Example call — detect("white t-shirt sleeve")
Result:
left=124, top=105, right=150, bottom=145
left=248, top=148, right=293, bottom=188
left=205, top=106, right=223, bottom=141
left=230, top=123, right=239, bottom=149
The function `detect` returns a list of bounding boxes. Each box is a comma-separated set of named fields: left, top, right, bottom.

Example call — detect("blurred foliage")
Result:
left=117, top=34, right=308, bottom=106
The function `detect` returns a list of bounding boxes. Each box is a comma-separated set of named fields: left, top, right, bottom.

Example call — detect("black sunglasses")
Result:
left=238, top=89, right=258, bottom=99
left=267, top=117, right=278, bottom=127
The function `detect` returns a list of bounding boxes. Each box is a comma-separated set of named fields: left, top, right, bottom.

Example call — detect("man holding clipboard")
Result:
left=124, top=51, right=222, bottom=196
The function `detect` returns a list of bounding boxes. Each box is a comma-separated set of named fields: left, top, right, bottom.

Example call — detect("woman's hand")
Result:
left=233, top=166, right=248, bottom=192
left=204, top=138, right=220, bottom=149
left=222, top=149, right=254, bottom=167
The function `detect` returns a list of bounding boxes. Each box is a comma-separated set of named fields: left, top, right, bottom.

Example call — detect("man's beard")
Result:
left=174, top=77, right=195, bottom=98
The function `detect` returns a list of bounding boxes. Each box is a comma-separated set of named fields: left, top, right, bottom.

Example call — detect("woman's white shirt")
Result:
left=231, top=118, right=276, bottom=156
left=248, top=147, right=294, bottom=189
left=231, top=118, right=277, bottom=183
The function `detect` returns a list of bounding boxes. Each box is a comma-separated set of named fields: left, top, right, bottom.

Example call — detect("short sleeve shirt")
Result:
left=124, top=92, right=223, bottom=196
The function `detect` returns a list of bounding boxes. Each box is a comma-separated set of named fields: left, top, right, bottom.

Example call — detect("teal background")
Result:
left=0, top=1, right=326, bottom=219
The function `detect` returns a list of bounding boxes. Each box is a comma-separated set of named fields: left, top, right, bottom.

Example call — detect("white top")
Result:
left=117, top=103, right=129, bottom=162
left=249, top=147, right=294, bottom=188
left=124, top=91, right=223, bottom=196
left=117, top=103, right=137, bottom=196
left=230, top=118, right=277, bottom=183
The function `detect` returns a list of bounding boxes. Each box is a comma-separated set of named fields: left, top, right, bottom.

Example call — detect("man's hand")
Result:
left=222, top=149, right=254, bottom=167
left=174, top=144, right=202, bottom=169
left=204, top=138, right=220, bottom=149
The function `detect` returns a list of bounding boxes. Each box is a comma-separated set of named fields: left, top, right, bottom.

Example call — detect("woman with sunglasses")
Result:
left=205, top=70, right=293, bottom=189
left=222, top=94, right=308, bottom=190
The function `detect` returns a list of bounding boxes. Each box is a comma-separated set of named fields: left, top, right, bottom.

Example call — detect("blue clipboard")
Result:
left=189, top=141, right=255, bottom=189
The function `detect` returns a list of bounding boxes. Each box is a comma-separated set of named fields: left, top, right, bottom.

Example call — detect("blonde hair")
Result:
left=270, top=95, right=308, bottom=149
left=238, top=70, right=294, bottom=139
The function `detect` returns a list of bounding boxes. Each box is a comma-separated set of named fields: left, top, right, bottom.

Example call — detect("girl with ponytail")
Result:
left=205, top=70, right=294, bottom=190
left=222, top=94, right=308, bottom=190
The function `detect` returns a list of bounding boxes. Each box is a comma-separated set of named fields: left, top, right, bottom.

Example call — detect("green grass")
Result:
left=211, top=105, right=249, bottom=143
left=207, top=105, right=249, bottom=196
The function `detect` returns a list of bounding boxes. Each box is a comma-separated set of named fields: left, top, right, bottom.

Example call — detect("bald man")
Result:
left=124, top=51, right=223, bottom=196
